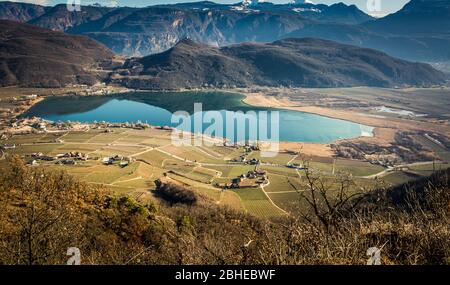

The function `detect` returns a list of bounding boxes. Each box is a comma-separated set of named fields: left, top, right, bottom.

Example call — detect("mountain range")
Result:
left=0, top=1, right=449, bottom=89
left=0, top=20, right=114, bottom=87
left=111, top=38, right=446, bottom=89
left=1, top=0, right=449, bottom=66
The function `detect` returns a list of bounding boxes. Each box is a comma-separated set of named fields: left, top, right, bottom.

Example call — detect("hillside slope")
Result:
left=0, top=20, right=114, bottom=87
left=113, top=38, right=446, bottom=89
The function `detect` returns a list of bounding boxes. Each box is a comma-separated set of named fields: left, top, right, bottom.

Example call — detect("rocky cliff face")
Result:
left=0, top=1, right=48, bottom=22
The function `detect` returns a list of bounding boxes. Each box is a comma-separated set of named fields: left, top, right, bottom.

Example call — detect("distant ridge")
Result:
left=112, top=38, right=447, bottom=90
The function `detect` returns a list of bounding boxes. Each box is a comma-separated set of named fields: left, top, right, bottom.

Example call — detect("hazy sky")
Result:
left=18, top=0, right=410, bottom=16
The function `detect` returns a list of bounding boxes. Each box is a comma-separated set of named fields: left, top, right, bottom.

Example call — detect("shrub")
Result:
left=154, top=179, right=197, bottom=206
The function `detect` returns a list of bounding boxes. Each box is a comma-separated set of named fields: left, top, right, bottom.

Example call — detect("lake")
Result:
left=25, top=91, right=373, bottom=143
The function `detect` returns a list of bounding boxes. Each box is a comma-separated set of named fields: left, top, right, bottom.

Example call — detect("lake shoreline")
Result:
left=6, top=87, right=379, bottom=158
left=7, top=84, right=450, bottom=160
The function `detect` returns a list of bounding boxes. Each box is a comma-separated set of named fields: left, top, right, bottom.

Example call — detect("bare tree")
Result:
left=297, top=162, right=365, bottom=231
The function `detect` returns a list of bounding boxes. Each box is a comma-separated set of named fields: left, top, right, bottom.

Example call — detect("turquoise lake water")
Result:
left=25, top=91, right=373, bottom=143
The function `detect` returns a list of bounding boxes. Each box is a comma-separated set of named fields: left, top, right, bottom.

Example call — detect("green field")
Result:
left=409, top=162, right=450, bottom=176
left=232, top=187, right=285, bottom=218
left=207, top=164, right=255, bottom=178
left=383, top=172, right=421, bottom=185
left=267, top=192, right=301, bottom=213
left=10, top=143, right=63, bottom=155
left=304, top=159, right=384, bottom=177
left=264, top=173, right=302, bottom=193
left=260, top=165, right=299, bottom=177
left=248, top=151, right=296, bottom=165
left=62, top=132, right=100, bottom=143
left=136, top=150, right=173, bottom=166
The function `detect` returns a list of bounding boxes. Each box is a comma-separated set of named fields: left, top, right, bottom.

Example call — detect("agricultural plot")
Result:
left=159, top=145, right=204, bottom=162
left=194, top=186, right=222, bottom=201
left=10, top=143, right=63, bottom=155
left=48, top=163, right=98, bottom=180
left=113, top=162, right=155, bottom=182
left=159, top=145, right=226, bottom=164
left=37, top=132, right=65, bottom=142
left=232, top=187, right=285, bottom=218
left=6, top=134, right=46, bottom=144
left=93, top=145, right=147, bottom=157
left=243, top=200, right=285, bottom=218
left=105, top=185, right=136, bottom=195
left=86, top=132, right=128, bottom=143
left=83, top=162, right=140, bottom=184
left=114, top=134, right=151, bottom=144
left=136, top=150, right=173, bottom=166
left=165, top=161, right=196, bottom=174
left=260, top=165, right=298, bottom=177
left=248, top=151, right=296, bottom=165
left=264, top=173, right=302, bottom=193
left=187, top=167, right=218, bottom=183
left=383, top=171, right=421, bottom=185
left=208, top=145, right=240, bottom=156
left=165, top=163, right=216, bottom=183
left=207, top=164, right=255, bottom=178
left=334, top=160, right=385, bottom=177
left=302, top=159, right=385, bottom=177
left=409, top=162, right=450, bottom=176
left=113, top=178, right=154, bottom=189
left=140, top=137, right=172, bottom=147
left=267, top=192, right=301, bottom=213
left=183, top=171, right=215, bottom=184
left=49, top=143, right=101, bottom=154
left=219, top=191, right=244, bottom=211
left=212, top=177, right=232, bottom=185
left=194, top=166, right=219, bottom=177
left=305, top=161, right=334, bottom=174
left=61, top=132, right=99, bottom=143
left=196, top=146, right=224, bottom=159
left=165, top=173, right=223, bottom=201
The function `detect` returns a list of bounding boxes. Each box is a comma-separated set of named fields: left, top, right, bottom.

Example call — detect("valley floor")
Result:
left=1, top=86, right=450, bottom=218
